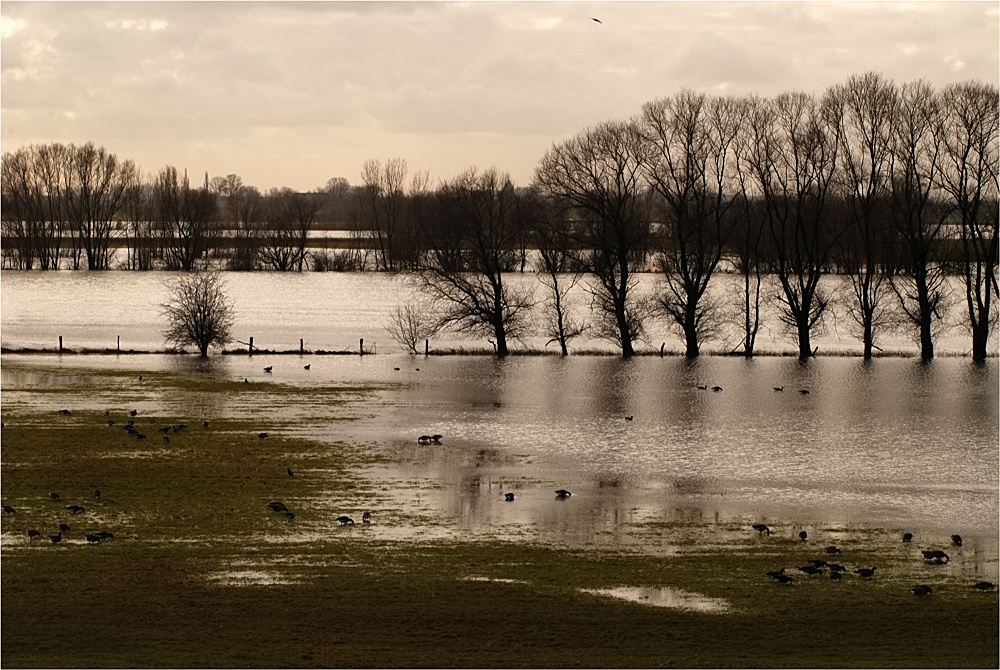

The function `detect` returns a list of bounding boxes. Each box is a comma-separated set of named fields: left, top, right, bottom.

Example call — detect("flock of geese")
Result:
left=752, top=524, right=995, bottom=595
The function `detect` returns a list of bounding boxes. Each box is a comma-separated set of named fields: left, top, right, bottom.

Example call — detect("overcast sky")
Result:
left=2, top=1, right=997, bottom=191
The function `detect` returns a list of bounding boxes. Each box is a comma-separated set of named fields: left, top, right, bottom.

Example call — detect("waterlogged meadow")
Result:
left=1, top=353, right=997, bottom=667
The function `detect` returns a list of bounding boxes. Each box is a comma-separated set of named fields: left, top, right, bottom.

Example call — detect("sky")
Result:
left=1, top=1, right=998, bottom=192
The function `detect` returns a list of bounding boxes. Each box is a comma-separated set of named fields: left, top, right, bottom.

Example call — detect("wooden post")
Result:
left=425, top=339, right=429, bottom=356
left=117, top=335, right=120, bottom=352
left=360, top=338, right=364, bottom=356
left=660, top=342, right=665, bottom=358
left=249, top=337, right=254, bottom=354
left=300, top=338, right=304, bottom=353
left=59, top=336, right=63, bottom=352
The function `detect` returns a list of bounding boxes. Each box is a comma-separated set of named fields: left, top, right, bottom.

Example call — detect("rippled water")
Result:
left=2, top=270, right=994, bottom=356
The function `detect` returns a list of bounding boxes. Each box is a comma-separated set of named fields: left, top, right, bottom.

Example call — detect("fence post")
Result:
left=59, top=336, right=63, bottom=352
left=300, top=338, right=304, bottom=353
left=117, top=335, right=120, bottom=352
left=425, top=339, right=429, bottom=356
left=660, top=343, right=665, bottom=358
left=360, top=338, right=364, bottom=356
left=249, top=337, right=254, bottom=354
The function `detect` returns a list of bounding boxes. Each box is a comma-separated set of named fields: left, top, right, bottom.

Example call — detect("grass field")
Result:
left=1, top=362, right=997, bottom=668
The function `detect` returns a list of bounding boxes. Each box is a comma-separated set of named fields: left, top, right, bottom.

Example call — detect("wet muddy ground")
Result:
left=1, top=355, right=997, bottom=667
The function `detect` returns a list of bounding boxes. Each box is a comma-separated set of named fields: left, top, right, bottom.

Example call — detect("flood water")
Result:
left=2, top=271, right=998, bottom=579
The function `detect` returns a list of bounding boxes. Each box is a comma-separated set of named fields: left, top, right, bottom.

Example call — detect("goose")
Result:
left=798, top=565, right=823, bottom=576
left=799, top=389, right=809, bottom=395
left=697, top=385, right=708, bottom=390
left=711, top=386, right=723, bottom=392
left=285, top=512, right=295, bottom=522
left=94, top=490, right=101, bottom=498
left=430, top=435, right=443, bottom=443
left=59, top=409, right=72, bottom=416
left=48, top=531, right=62, bottom=544
left=829, top=571, right=842, bottom=581
left=129, top=409, right=138, bottom=417
left=362, top=511, right=372, bottom=523
left=555, top=489, right=572, bottom=499
left=2, top=505, right=16, bottom=514
left=922, top=550, right=949, bottom=563
left=96, top=531, right=114, bottom=540
left=902, top=532, right=913, bottom=542
left=827, top=563, right=846, bottom=573
left=163, top=436, right=169, bottom=443
left=27, top=529, right=41, bottom=539
left=825, top=546, right=842, bottom=554
left=49, top=492, right=61, bottom=500
left=765, top=568, right=786, bottom=580
left=58, top=523, right=71, bottom=532
left=625, top=415, right=634, bottom=421
left=504, top=492, right=515, bottom=501
left=149, top=418, right=156, bottom=424
left=592, top=17, right=602, bottom=24
left=752, top=524, right=771, bottom=536
left=258, top=432, right=268, bottom=439
left=268, top=501, right=288, bottom=513
left=909, top=584, right=933, bottom=596
left=85, top=533, right=102, bottom=544
left=951, top=534, right=963, bottom=547
left=806, top=559, right=827, bottom=567
left=798, top=530, right=808, bottom=541
left=972, top=581, right=995, bottom=591
left=773, top=387, right=784, bottom=392
left=773, top=574, right=794, bottom=585
left=107, top=420, right=115, bottom=426
left=203, top=421, right=209, bottom=429
left=287, top=468, right=294, bottom=477
left=304, top=364, right=310, bottom=370
left=263, top=366, right=273, bottom=373
left=417, top=435, right=432, bottom=444
left=336, top=516, right=355, bottom=525
left=66, top=505, right=85, bottom=514
left=854, top=566, right=877, bottom=578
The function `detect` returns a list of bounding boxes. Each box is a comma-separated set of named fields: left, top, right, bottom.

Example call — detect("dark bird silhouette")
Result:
left=160, top=426, right=172, bottom=433
left=972, top=581, right=995, bottom=591
left=285, top=512, right=295, bottom=521
left=149, top=418, right=156, bottom=424
left=773, top=387, right=784, bottom=392
left=902, top=532, right=913, bottom=542
left=909, top=584, right=933, bottom=596
left=798, top=530, right=808, bottom=541
left=268, top=501, right=288, bottom=513
left=336, top=516, right=355, bottom=525
left=96, top=531, right=114, bottom=540
left=829, top=570, right=842, bottom=581
left=394, top=367, right=400, bottom=371
left=752, top=524, right=771, bottom=536
left=163, top=436, right=169, bottom=443
left=854, top=566, right=877, bottom=578
left=66, top=505, right=85, bottom=514
left=245, top=378, right=249, bottom=384
left=304, top=364, right=311, bottom=370
left=798, top=565, right=822, bottom=576
left=362, top=511, right=372, bottom=523
left=773, top=574, right=794, bottom=585
left=431, top=435, right=442, bottom=443
left=951, top=534, right=963, bottom=547
left=827, top=563, right=846, bottom=573
left=104, top=411, right=110, bottom=416
left=825, top=546, right=842, bottom=555
left=27, top=529, right=41, bottom=539
left=263, top=366, right=273, bottom=373
left=129, top=409, right=138, bottom=416
left=806, top=559, right=827, bottom=567
left=799, top=389, right=809, bottom=395
left=203, top=421, right=209, bottom=428
left=555, top=489, right=572, bottom=499
left=697, top=385, right=708, bottom=390
left=59, top=409, right=72, bottom=415
left=625, top=415, right=634, bottom=421
left=287, top=468, right=294, bottom=477
left=765, top=568, right=786, bottom=580
left=107, top=420, right=115, bottom=426
left=58, top=523, right=71, bottom=532
left=48, top=531, right=62, bottom=543
left=94, top=490, right=101, bottom=498
left=504, top=492, right=515, bottom=501
left=258, top=432, right=268, bottom=439
left=922, top=549, right=950, bottom=564
left=2, top=505, right=16, bottom=514
left=592, top=17, right=602, bottom=23
left=49, top=492, right=60, bottom=500
left=711, top=386, right=723, bottom=392
left=85, top=533, right=102, bottom=544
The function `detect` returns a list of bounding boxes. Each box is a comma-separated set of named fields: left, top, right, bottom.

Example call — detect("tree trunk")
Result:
left=684, top=306, right=700, bottom=358
left=916, top=276, right=934, bottom=360
left=797, top=318, right=813, bottom=360
left=863, top=319, right=873, bottom=360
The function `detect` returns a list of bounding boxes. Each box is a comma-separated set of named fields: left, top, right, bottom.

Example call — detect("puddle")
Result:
left=581, top=586, right=731, bottom=613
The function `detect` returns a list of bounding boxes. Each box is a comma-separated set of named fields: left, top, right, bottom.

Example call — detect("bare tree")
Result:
left=827, top=72, right=898, bottom=358
left=64, top=143, right=138, bottom=270
left=888, top=80, right=949, bottom=359
left=384, top=300, right=441, bottom=354
left=642, top=91, right=741, bottom=357
left=357, top=158, right=418, bottom=271
left=161, top=271, right=235, bottom=356
left=534, top=120, right=654, bottom=357
left=120, top=171, right=157, bottom=270
left=259, top=188, right=318, bottom=271
left=936, top=80, right=999, bottom=361
left=742, top=91, right=841, bottom=359
left=417, top=167, right=534, bottom=356
left=154, top=166, right=217, bottom=271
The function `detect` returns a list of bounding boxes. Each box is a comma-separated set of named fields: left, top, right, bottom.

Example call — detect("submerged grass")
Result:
left=1, top=363, right=997, bottom=668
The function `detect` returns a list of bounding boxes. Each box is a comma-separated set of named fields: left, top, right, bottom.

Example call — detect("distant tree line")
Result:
left=2, top=73, right=997, bottom=360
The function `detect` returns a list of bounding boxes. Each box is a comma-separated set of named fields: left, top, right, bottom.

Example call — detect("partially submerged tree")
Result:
left=161, top=272, right=235, bottom=357
left=417, top=167, right=534, bottom=356
left=535, top=120, right=653, bottom=357
left=384, top=300, right=441, bottom=354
